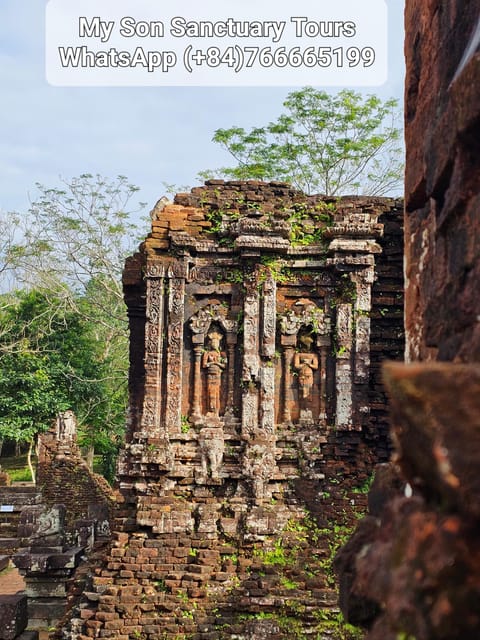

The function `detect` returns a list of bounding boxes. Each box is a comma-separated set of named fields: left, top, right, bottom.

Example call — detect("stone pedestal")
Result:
left=13, top=506, right=84, bottom=631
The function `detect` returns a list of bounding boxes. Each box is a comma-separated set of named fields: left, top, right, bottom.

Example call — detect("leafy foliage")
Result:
left=0, top=349, right=62, bottom=443
left=201, top=88, right=403, bottom=196
left=8, top=173, right=143, bottom=318
left=0, top=290, right=126, bottom=474
left=0, top=174, right=147, bottom=479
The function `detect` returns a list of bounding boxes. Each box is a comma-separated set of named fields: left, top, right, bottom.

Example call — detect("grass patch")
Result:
left=0, top=563, right=14, bottom=576
left=8, top=467, right=32, bottom=482
left=0, top=454, right=35, bottom=482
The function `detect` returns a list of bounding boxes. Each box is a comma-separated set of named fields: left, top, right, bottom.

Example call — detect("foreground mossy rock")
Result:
left=337, top=363, right=480, bottom=640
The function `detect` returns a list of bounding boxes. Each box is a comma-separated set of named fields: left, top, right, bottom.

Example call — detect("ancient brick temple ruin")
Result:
left=61, top=181, right=403, bottom=639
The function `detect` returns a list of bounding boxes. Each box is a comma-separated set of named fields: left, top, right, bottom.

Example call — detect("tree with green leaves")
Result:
left=201, top=88, right=403, bottom=196
left=0, top=290, right=116, bottom=480
left=0, top=174, right=146, bottom=481
left=8, top=173, right=144, bottom=321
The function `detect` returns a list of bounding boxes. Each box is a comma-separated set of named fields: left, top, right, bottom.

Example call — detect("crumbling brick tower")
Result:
left=67, top=181, right=403, bottom=639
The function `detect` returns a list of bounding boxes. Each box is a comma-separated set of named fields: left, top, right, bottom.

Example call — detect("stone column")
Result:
left=351, top=267, right=375, bottom=384
left=164, top=271, right=186, bottom=434
left=281, top=339, right=296, bottom=423
left=261, top=274, right=276, bottom=359
left=226, top=336, right=236, bottom=414
left=141, top=266, right=165, bottom=439
left=241, top=276, right=260, bottom=439
left=191, top=339, right=204, bottom=423
left=260, top=275, right=276, bottom=434
left=335, top=303, right=353, bottom=429
left=318, top=342, right=328, bottom=422
left=345, top=265, right=376, bottom=426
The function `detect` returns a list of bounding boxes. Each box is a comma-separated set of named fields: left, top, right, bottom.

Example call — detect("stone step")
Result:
left=0, top=487, right=41, bottom=544
left=0, top=512, right=22, bottom=522
left=0, top=512, right=21, bottom=520
left=0, top=518, right=21, bottom=537
left=0, top=555, right=9, bottom=572
left=0, top=538, right=20, bottom=548
left=0, top=483, right=37, bottom=491
left=0, top=539, right=21, bottom=556
left=0, top=531, right=20, bottom=540
left=0, top=495, right=39, bottom=507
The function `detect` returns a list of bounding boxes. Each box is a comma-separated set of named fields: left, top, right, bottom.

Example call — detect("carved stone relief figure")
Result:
left=293, top=333, right=319, bottom=401
left=56, top=410, right=77, bottom=442
left=189, top=303, right=238, bottom=422
left=279, top=300, right=330, bottom=424
left=243, top=442, right=276, bottom=502
left=20, top=505, right=66, bottom=545
left=199, top=425, right=225, bottom=479
left=202, top=328, right=227, bottom=416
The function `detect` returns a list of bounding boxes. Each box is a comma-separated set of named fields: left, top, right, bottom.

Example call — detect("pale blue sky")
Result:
left=0, top=0, right=405, bottom=216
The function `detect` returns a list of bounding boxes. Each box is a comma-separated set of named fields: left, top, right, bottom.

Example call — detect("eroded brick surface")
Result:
left=404, top=0, right=480, bottom=361
left=336, top=364, right=480, bottom=640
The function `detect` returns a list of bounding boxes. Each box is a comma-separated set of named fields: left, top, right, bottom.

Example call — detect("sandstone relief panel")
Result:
left=278, top=299, right=331, bottom=425
left=189, top=304, right=236, bottom=420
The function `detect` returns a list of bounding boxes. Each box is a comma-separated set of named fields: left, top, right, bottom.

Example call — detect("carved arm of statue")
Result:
left=202, top=350, right=226, bottom=370
left=293, top=352, right=319, bottom=370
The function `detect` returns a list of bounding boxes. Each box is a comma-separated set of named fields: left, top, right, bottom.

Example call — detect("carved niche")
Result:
left=189, top=303, right=238, bottom=423
left=278, top=299, right=331, bottom=425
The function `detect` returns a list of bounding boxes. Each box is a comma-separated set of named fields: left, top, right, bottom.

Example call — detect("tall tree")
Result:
left=10, top=173, right=143, bottom=319
left=201, top=88, right=403, bottom=196
left=0, top=290, right=119, bottom=480
left=0, top=174, right=146, bottom=480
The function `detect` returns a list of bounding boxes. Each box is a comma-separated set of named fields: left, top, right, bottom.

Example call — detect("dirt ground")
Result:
left=0, top=563, right=25, bottom=594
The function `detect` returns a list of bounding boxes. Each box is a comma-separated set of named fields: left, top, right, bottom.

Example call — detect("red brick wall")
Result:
left=404, top=0, right=480, bottom=361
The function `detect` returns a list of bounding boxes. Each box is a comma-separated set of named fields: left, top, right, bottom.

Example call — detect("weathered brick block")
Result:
left=0, top=594, right=28, bottom=640
left=104, top=620, right=125, bottom=630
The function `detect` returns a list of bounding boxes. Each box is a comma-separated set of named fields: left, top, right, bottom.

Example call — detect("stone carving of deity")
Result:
left=202, top=329, right=226, bottom=416
left=244, top=443, right=276, bottom=502
left=56, top=409, right=77, bottom=442
left=199, top=426, right=225, bottom=479
left=293, top=334, right=318, bottom=401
